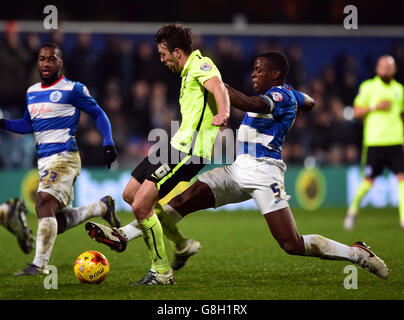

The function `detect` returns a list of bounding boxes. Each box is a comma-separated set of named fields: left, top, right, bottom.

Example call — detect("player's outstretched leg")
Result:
left=0, top=198, right=34, bottom=254
left=56, top=195, right=120, bottom=234
left=171, top=238, right=202, bottom=271
left=85, top=221, right=128, bottom=252
left=100, top=196, right=120, bottom=228
left=303, top=235, right=388, bottom=279
left=265, top=206, right=388, bottom=279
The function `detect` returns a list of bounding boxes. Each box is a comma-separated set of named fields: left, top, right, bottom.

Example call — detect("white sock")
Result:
left=163, top=204, right=183, bottom=224
left=119, top=220, right=143, bottom=241
left=0, top=203, right=9, bottom=225
left=32, top=217, right=58, bottom=269
left=302, top=234, right=359, bottom=262
left=63, top=201, right=104, bottom=230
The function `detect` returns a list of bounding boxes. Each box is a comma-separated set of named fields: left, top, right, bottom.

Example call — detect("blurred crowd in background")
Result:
left=1, top=21, right=404, bottom=170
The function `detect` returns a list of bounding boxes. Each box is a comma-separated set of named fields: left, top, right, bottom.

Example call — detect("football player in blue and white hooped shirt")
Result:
left=144, top=51, right=388, bottom=279
left=0, top=43, right=121, bottom=276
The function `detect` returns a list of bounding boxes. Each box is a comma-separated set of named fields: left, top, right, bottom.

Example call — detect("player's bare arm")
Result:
left=297, top=92, right=315, bottom=114
left=203, top=76, right=230, bottom=126
left=354, top=100, right=391, bottom=119
left=225, top=83, right=269, bottom=113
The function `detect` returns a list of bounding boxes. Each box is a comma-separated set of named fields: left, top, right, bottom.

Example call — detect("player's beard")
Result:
left=379, top=74, right=393, bottom=83
left=40, top=70, right=61, bottom=86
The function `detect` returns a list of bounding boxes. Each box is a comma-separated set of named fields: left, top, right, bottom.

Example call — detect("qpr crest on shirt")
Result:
left=50, top=90, right=62, bottom=103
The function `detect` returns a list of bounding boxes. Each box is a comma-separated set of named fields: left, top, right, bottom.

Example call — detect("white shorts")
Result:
left=37, top=151, right=81, bottom=207
left=198, top=154, right=289, bottom=215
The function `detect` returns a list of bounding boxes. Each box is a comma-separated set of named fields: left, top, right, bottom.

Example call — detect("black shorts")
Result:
left=364, top=145, right=404, bottom=179
left=131, top=146, right=208, bottom=198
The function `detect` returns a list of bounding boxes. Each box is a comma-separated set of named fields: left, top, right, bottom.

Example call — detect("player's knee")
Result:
left=35, top=192, right=59, bottom=218
left=169, top=192, right=187, bottom=209
left=122, top=190, right=133, bottom=205
left=279, top=238, right=304, bottom=256
left=55, top=212, right=67, bottom=234
left=35, top=196, right=48, bottom=215
left=131, top=202, right=151, bottom=220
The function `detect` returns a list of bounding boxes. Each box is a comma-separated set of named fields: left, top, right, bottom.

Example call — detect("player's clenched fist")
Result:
left=103, top=145, right=118, bottom=169
left=211, top=113, right=229, bottom=127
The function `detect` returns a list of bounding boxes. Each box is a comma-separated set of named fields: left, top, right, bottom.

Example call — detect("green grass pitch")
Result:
left=0, top=207, right=403, bottom=300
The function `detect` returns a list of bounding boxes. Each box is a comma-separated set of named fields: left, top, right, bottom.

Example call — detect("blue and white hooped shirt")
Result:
left=237, top=84, right=305, bottom=160
left=4, top=76, right=114, bottom=159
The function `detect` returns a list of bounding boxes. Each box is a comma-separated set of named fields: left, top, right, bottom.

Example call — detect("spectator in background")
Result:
left=393, top=42, right=404, bottom=84
left=337, top=72, right=358, bottom=106
left=326, top=145, right=344, bottom=166
left=49, top=29, right=65, bottom=52
left=96, top=35, right=124, bottom=96
left=0, top=21, right=30, bottom=116
left=67, top=33, right=98, bottom=94
left=102, top=78, right=130, bottom=154
left=123, top=80, right=152, bottom=139
left=77, top=126, right=105, bottom=167
left=284, top=114, right=311, bottom=164
left=119, top=135, right=152, bottom=169
left=133, top=41, right=180, bottom=103
left=24, top=33, right=41, bottom=86
left=0, top=21, right=35, bottom=169
left=214, top=37, right=245, bottom=90
left=120, top=38, right=134, bottom=94
left=286, top=43, right=305, bottom=88
left=335, top=53, right=358, bottom=83
left=133, top=41, right=160, bottom=83
left=309, top=77, right=326, bottom=110
left=310, top=109, right=333, bottom=165
left=328, top=96, right=354, bottom=147
left=77, top=78, right=128, bottom=167
left=322, top=66, right=339, bottom=100
left=344, top=143, right=360, bottom=165
left=149, top=81, right=177, bottom=133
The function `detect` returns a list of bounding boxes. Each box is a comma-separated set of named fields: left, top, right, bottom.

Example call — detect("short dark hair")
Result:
left=257, top=51, right=289, bottom=81
left=39, top=42, right=62, bottom=58
left=154, top=23, right=193, bottom=55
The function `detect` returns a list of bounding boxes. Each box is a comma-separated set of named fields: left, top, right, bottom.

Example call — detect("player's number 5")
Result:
left=270, top=183, right=281, bottom=199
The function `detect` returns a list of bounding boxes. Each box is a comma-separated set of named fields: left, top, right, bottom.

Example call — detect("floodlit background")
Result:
left=0, top=0, right=403, bottom=211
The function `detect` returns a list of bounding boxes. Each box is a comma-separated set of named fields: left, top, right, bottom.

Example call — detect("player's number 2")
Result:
left=40, top=170, right=58, bottom=184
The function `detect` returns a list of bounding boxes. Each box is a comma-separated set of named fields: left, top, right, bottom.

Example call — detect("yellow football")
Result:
left=73, top=250, right=110, bottom=284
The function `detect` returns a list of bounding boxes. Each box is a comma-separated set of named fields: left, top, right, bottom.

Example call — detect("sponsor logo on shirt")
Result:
left=271, top=92, right=283, bottom=102
left=200, top=62, right=212, bottom=71
left=30, top=104, right=53, bottom=117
